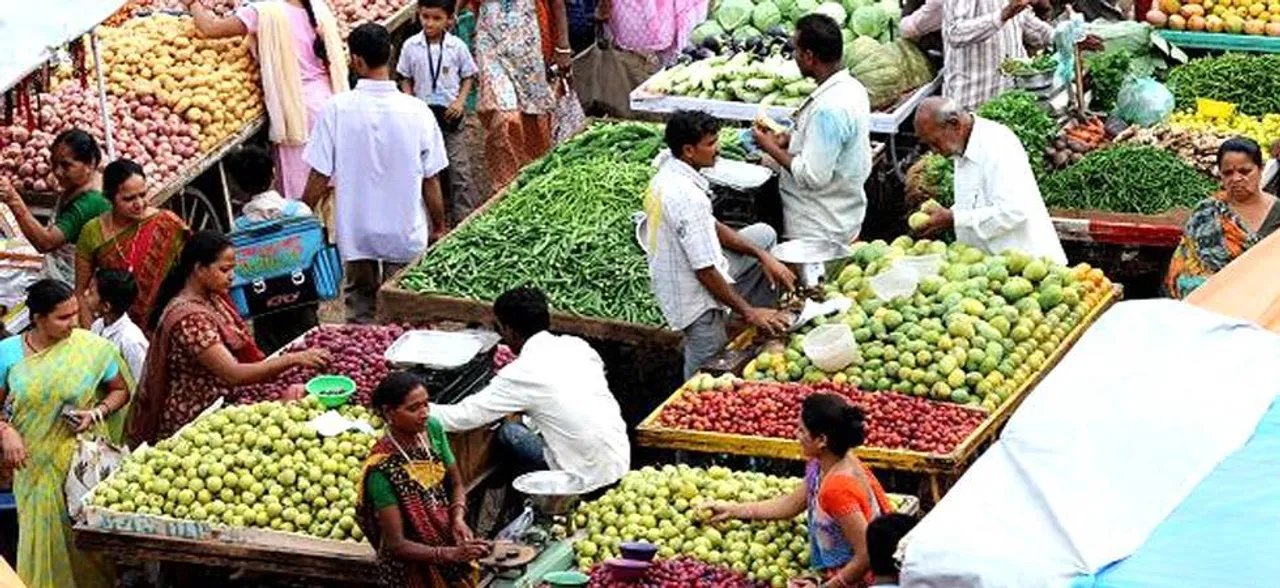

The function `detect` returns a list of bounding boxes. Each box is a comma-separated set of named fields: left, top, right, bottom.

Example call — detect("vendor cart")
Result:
left=635, top=285, right=1121, bottom=504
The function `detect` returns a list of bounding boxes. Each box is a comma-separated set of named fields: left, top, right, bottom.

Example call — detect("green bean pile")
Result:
left=1040, top=145, right=1217, bottom=215
left=401, top=159, right=663, bottom=324
left=1167, top=54, right=1280, bottom=118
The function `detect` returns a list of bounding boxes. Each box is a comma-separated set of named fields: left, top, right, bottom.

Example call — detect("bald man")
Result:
left=912, top=97, right=1066, bottom=263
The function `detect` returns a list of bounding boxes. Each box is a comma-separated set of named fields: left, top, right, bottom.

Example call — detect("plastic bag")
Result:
left=1053, top=15, right=1086, bottom=90
left=1114, top=77, right=1174, bottom=127
left=551, top=78, right=588, bottom=145
left=66, top=434, right=128, bottom=519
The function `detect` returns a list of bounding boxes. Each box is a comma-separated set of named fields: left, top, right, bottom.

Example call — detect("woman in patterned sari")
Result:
left=0, top=280, right=132, bottom=588
left=470, top=0, right=571, bottom=190
left=74, top=159, right=189, bottom=330
left=1166, top=137, right=1280, bottom=299
left=359, top=371, right=489, bottom=588
left=126, top=231, right=328, bottom=445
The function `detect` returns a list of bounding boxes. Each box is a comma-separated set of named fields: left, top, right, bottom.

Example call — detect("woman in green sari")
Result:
left=0, top=280, right=132, bottom=588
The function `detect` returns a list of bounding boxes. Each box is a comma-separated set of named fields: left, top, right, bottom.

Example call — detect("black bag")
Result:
left=430, top=104, right=463, bottom=133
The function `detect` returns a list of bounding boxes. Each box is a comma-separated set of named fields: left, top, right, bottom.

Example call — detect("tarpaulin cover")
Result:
left=1083, top=395, right=1280, bottom=587
left=0, top=0, right=124, bottom=91
left=900, top=300, right=1280, bottom=588
left=1186, top=229, right=1280, bottom=334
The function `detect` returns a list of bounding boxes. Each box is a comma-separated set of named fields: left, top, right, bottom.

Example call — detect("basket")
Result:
left=305, top=375, right=356, bottom=408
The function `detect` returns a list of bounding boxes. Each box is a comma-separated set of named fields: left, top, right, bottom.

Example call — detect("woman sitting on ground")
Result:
left=1166, top=136, right=1280, bottom=298
left=359, top=371, right=489, bottom=588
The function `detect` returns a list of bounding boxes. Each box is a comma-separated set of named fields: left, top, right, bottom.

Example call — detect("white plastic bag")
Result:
left=66, top=434, right=128, bottom=519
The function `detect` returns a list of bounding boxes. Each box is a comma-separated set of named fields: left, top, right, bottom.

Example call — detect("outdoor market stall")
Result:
left=896, top=300, right=1280, bottom=588
left=635, top=236, right=1119, bottom=502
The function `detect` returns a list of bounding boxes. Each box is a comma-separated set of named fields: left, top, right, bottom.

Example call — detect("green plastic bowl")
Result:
left=542, top=571, right=590, bottom=587
left=305, top=375, right=356, bottom=408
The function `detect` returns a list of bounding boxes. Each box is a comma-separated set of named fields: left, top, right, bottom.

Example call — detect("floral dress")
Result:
left=474, top=0, right=556, bottom=115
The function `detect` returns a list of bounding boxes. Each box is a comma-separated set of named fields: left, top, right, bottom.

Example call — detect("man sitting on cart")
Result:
left=428, top=287, right=630, bottom=491
left=643, top=110, right=796, bottom=379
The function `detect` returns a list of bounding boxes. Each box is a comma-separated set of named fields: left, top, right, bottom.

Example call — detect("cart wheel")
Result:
left=168, top=187, right=225, bottom=233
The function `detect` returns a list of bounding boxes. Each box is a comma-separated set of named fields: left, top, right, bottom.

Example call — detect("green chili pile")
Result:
left=397, top=122, right=747, bottom=326
left=1167, top=54, right=1280, bottom=118
left=1040, top=145, right=1217, bottom=215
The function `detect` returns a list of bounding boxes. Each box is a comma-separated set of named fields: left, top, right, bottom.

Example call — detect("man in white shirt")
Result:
left=753, top=14, right=873, bottom=244
left=430, top=287, right=629, bottom=490
left=912, top=97, right=1066, bottom=263
left=646, top=111, right=796, bottom=379
left=84, top=269, right=148, bottom=383
left=303, top=23, right=449, bottom=324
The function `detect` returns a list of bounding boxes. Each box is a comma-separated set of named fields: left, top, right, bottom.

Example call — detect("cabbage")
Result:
left=774, top=0, right=799, bottom=19
left=752, top=1, right=783, bottom=30
left=843, top=34, right=881, bottom=69
left=811, top=2, right=848, bottom=26
left=842, top=0, right=874, bottom=14
left=842, top=28, right=854, bottom=43
left=716, top=0, right=755, bottom=30
left=880, top=0, right=902, bottom=23
left=795, top=0, right=820, bottom=18
left=733, top=24, right=763, bottom=41
left=850, top=5, right=888, bottom=37
left=692, top=20, right=726, bottom=45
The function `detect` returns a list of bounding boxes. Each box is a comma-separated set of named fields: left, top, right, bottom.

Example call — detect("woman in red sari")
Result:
left=74, top=159, right=189, bottom=329
left=359, top=371, right=489, bottom=588
left=125, top=231, right=329, bottom=445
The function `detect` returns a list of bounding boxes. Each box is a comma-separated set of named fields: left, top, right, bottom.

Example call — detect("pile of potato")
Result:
left=97, top=14, right=262, bottom=153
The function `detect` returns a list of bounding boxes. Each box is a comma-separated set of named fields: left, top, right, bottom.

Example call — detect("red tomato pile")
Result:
left=583, top=558, right=762, bottom=588
left=234, top=324, right=405, bottom=405
left=658, top=381, right=986, bottom=455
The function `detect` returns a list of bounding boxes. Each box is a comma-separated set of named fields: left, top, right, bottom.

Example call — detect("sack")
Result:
left=66, top=434, right=128, bottom=519
left=1114, top=77, right=1174, bottom=127
left=571, top=26, right=660, bottom=118
left=551, top=77, right=587, bottom=145
left=228, top=216, right=343, bottom=318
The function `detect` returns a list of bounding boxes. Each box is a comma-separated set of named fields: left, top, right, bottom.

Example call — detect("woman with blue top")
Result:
left=0, top=279, right=132, bottom=588
left=707, top=393, right=891, bottom=588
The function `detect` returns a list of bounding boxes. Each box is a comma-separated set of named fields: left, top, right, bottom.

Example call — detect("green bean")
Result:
left=1167, top=54, right=1280, bottom=117
left=1039, top=146, right=1217, bottom=215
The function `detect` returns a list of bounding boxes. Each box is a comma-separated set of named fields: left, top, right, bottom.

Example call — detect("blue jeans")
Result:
left=496, top=421, right=549, bottom=476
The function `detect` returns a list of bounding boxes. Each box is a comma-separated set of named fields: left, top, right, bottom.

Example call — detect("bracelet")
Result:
left=554, top=46, right=572, bottom=55
left=450, top=502, right=467, bottom=513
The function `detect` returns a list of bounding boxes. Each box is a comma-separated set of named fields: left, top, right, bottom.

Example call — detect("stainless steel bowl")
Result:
left=512, top=471, right=588, bottom=516
left=771, top=239, right=852, bottom=265
left=1012, top=70, right=1054, bottom=90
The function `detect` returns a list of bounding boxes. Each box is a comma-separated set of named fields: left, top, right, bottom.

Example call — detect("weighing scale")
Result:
left=770, top=238, right=854, bottom=287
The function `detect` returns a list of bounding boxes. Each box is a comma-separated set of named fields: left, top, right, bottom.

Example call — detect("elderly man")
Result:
left=912, top=97, right=1066, bottom=263
left=753, top=14, right=873, bottom=244
left=942, top=0, right=1053, bottom=110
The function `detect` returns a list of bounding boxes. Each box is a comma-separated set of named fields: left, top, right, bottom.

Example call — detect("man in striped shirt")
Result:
left=942, top=0, right=1054, bottom=110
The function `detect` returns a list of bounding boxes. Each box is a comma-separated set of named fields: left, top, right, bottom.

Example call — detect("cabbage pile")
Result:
left=707, top=0, right=901, bottom=44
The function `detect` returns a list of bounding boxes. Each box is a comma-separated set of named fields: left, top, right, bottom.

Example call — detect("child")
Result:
left=397, top=0, right=479, bottom=226
left=866, top=513, right=920, bottom=588
left=227, top=145, right=320, bottom=353
left=85, top=268, right=149, bottom=383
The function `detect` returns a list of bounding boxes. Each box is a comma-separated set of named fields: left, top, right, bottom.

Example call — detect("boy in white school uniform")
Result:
left=397, top=0, right=480, bottom=225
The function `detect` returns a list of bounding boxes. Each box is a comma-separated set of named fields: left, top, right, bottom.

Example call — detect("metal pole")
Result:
left=217, top=161, right=235, bottom=226
left=89, top=30, right=116, bottom=159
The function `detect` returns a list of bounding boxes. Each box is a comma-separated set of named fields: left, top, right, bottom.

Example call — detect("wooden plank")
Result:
left=74, top=525, right=377, bottom=584
left=636, top=285, right=1121, bottom=474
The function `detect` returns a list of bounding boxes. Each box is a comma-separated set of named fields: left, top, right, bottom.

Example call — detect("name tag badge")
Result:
left=430, top=90, right=448, bottom=104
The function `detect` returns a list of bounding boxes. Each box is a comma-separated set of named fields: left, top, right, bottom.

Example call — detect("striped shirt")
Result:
left=942, top=0, right=1054, bottom=110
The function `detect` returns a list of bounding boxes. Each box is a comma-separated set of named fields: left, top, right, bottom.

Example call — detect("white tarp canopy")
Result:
left=0, top=0, right=125, bottom=92
left=900, top=300, right=1280, bottom=588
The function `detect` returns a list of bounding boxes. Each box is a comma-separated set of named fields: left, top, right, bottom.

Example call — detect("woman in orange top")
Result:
left=708, top=393, right=891, bottom=588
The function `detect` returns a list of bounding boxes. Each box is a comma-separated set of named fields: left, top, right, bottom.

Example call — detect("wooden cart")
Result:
left=635, top=286, right=1121, bottom=504
left=1052, top=209, right=1188, bottom=299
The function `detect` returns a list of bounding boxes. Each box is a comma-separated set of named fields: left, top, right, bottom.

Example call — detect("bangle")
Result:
left=555, top=46, right=572, bottom=55
left=450, top=502, right=466, bottom=513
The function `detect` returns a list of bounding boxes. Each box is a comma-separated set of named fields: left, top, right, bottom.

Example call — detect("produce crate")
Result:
left=635, top=286, right=1119, bottom=500
left=377, top=122, right=682, bottom=348
left=1155, top=30, right=1280, bottom=54
left=629, top=76, right=942, bottom=134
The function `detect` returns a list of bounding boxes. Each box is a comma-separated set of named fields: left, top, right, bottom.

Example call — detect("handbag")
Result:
left=66, top=433, right=128, bottom=519
left=571, top=25, right=660, bottom=118
left=228, top=216, right=343, bottom=318
left=551, top=76, right=587, bottom=145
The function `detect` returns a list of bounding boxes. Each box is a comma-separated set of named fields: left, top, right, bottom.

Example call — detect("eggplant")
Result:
left=676, top=54, right=693, bottom=65
left=702, top=34, right=724, bottom=53
left=766, top=25, right=787, bottom=38
left=695, top=47, right=716, bottom=60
